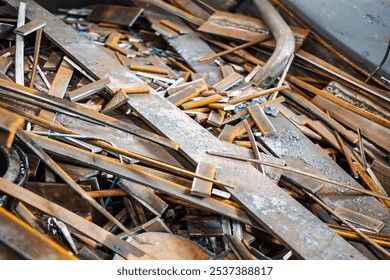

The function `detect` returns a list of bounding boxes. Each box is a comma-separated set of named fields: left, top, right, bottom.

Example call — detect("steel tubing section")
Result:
left=252, top=0, right=295, bottom=87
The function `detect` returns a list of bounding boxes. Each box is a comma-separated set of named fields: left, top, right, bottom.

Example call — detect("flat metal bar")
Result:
left=14, top=1, right=26, bottom=85
left=0, top=177, right=153, bottom=260
left=191, top=161, right=215, bottom=197
left=14, top=18, right=45, bottom=36
left=334, top=206, right=385, bottom=233
left=211, top=72, right=244, bottom=92
left=42, top=51, right=61, bottom=71
left=32, top=59, right=73, bottom=135
left=207, top=109, right=225, bottom=127
left=247, top=104, right=276, bottom=136
left=68, top=77, right=110, bottom=102
left=166, top=85, right=199, bottom=106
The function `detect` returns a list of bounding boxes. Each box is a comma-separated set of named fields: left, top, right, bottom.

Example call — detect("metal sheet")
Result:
left=87, top=4, right=143, bottom=27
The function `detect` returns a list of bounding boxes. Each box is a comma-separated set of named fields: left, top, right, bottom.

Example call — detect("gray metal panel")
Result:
left=280, top=0, right=390, bottom=78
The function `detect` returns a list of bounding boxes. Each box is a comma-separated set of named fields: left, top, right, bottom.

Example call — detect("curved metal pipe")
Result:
left=252, top=0, right=295, bottom=88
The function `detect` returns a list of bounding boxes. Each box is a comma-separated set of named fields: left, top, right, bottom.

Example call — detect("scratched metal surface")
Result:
left=135, top=1, right=222, bottom=85
left=263, top=110, right=390, bottom=234
left=4, top=0, right=367, bottom=259
left=279, top=0, right=390, bottom=78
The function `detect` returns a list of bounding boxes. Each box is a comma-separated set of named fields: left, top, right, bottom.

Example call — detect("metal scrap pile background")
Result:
left=0, top=0, right=389, bottom=260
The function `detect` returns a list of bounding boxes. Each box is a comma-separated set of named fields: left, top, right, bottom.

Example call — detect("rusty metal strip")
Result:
left=191, top=161, right=215, bottom=197
left=135, top=1, right=221, bottom=84
left=0, top=107, right=24, bottom=148
left=68, top=77, right=110, bottom=102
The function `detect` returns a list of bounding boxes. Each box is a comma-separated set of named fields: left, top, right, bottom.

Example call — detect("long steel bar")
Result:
left=23, top=133, right=258, bottom=227
left=207, top=151, right=390, bottom=202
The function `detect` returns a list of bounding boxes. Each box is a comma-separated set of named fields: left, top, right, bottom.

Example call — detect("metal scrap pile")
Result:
left=0, top=0, right=389, bottom=260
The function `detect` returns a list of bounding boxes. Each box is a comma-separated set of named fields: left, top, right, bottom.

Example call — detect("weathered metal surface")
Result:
left=136, top=1, right=222, bottom=85
left=262, top=108, right=390, bottom=234
left=279, top=0, right=390, bottom=78
left=118, top=179, right=169, bottom=217
left=0, top=206, right=77, bottom=260
left=0, top=177, right=154, bottom=260
left=87, top=4, right=143, bottom=27
left=4, top=0, right=369, bottom=259
left=0, top=107, right=24, bottom=148
left=128, top=232, right=210, bottom=260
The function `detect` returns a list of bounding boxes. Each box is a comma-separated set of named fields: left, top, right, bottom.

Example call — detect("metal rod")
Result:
left=29, top=28, right=43, bottom=88
left=199, top=38, right=266, bottom=63
left=365, top=37, right=390, bottom=83
left=207, top=151, right=390, bottom=202
left=242, top=119, right=264, bottom=174
left=357, top=128, right=367, bottom=169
